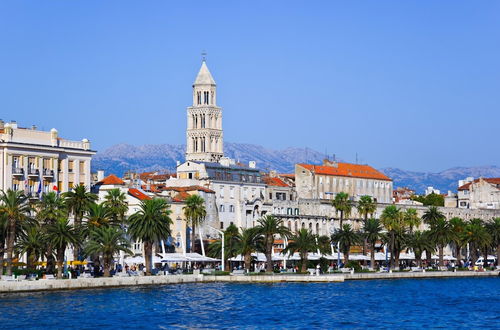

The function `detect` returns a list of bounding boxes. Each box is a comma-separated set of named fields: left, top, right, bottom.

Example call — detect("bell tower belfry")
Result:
left=186, top=59, right=224, bottom=162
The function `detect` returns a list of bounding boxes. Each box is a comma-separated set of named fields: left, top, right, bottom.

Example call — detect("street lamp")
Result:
left=208, top=226, right=224, bottom=271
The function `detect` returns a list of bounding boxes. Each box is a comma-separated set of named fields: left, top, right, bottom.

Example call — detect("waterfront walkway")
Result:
left=0, top=271, right=497, bottom=293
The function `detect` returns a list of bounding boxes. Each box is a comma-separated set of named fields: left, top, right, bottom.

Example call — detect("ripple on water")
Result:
left=0, top=278, right=498, bottom=329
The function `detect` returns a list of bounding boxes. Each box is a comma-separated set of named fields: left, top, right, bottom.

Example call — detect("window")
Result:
left=219, top=186, right=224, bottom=198
left=319, top=177, right=323, bottom=184
left=79, top=161, right=84, bottom=173
left=287, top=208, right=292, bottom=215
left=269, top=192, right=272, bottom=199
left=294, top=208, right=299, bottom=215
left=230, top=186, right=235, bottom=198
left=68, top=160, right=74, bottom=173
left=220, top=222, right=224, bottom=229
left=319, top=192, right=323, bottom=199
left=13, top=156, right=20, bottom=169
left=219, top=204, right=225, bottom=212
left=229, top=205, right=235, bottom=212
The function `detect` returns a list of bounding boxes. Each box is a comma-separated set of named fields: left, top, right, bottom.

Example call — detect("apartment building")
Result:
left=0, top=120, right=95, bottom=196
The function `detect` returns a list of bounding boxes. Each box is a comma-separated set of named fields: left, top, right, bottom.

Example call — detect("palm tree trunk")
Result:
left=339, top=212, right=343, bottom=229
left=0, top=245, right=5, bottom=275
left=301, top=254, right=308, bottom=273
left=26, top=248, right=34, bottom=270
left=497, top=244, right=500, bottom=268
left=191, top=222, right=196, bottom=253
left=244, top=253, right=251, bottom=272
left=56, top=248, right=65, bottom=279
left=389, top=232, right=395, bottom=270
left=265, top=240, right=273, bottom=272
left=395, top=251, right=400, bottom=271
left=426, top=249, right=432, bottom=267
left=370, top=243, right=375, bottom=270
left=455, top=244, right=462, bottom=266
left=73, top=214, right=80, bottom=261
left=46, top=247, right=56, bottom=274
left=439, top=246, right=444, bottom=268
left=103, top=254, right=111, bottom=277
left=5, top=217, right=16, bottom=276
left=144, top=241, right=152, bottom=276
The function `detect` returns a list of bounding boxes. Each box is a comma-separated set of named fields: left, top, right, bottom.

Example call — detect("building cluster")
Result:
left=1, top=60, right=499, bottom=257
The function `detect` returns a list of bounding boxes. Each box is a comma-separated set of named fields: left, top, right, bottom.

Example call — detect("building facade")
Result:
left=457, top=178, right=500, bottom=210
left=0, top=120, right=95, bottom=195
left=295, top=159, right=393, bottom=203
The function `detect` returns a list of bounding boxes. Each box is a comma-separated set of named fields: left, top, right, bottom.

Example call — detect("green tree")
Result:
left=427, top=218, right=453, bottom=268
left=16, top=224, right=45, bottom=270
left=406, top=231, right=434, bottom=267
left=461, top=219, right=491, bottom=265
left=448, top=217, right=466, bottom=263
left=363, top=218, right=383, bottom=269
left=182, top=195, right=207, bottom=253
left=0, top=190, right=31, bottom=276
left=357, top=195, right=377, bottom=263
left=128, top=198, right=172, bottom=275
left=486, top=218, right=500, bottom=267
left=283, top=229, right=318, bottom=272
left=256, top=215, right=291, bottom=272
left=47, top=218, right=80, bottom=279
left=85, top=203, right=113, bottom=231
left=422, top=206, right=445, bottom=228
left=380, top=205, right=403, bottom=270
left=207, top=224, right=240, bottom=271
left=62, top=184, right=97, bottom=260
left=35, top=192, right=66, bottom=273
left=236, top=227, right=262, bottom=272
left=103, top=188, right=128, bottom=226
left=331, top=224, right=361, bottom=265
left=331, top=192, right=353, bottom=228
left=403, top=208, right=421, bottom=233
left=84, top=226, right=132, bottom=277
left=0, top=214, right=9, bottom=275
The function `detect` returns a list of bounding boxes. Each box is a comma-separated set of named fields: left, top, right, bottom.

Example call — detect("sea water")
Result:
left=0, top=277, right=498, bottom=329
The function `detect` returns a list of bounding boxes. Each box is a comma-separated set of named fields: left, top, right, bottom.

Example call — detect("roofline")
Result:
left=296, top=164, right=393, bottom=181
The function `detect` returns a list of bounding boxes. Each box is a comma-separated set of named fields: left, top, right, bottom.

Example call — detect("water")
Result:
left=0, top=278, right=499, bottom=329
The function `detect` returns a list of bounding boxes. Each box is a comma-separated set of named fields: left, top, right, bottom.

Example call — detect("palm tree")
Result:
left=103, top=188, right=128, bottom=226
left=256, top=215, right=291, bottom=272
left=84, top=226, right=132, bottom=277
left=183, top=195, right=207, bottom=253
left=427, top=218, right=453, bottom=268
left=0, top=190, right=31, bottom=276
left=486, top=218, right=500, bottom=267
left=207, top=224, right=240, bottom=271
left=0, top=214, right=8, bottom=275
left=403, top=208, right=421, bottom=233
left=283, top=229, right=318, bottom=272
left=128, top=198, right=172, bottom=275
left=357, top=195, right=377, bottom=262
left=85, top=203, right=113, bottom=231
left=236, top=227, right=262, bottom=272
left=407, top=231, right=434, bottom=267
left=62, top=184, right=97, bottom=260
left=363, top=218, right=382, bottom=269
left=16, top=224, right=45, bottom=270
left=462, top=219, right=491, bottom=265
left=448, top=217, right=466, bottom=264
left=35, top=191, right=66, bottom=273
left=331, top=192, right=353, bottom=229
left=317, top=235, right=332, bottom=255
left=422, top=206, right=444, bottom=229
left=47, top=218, right=80, bottom=279
left=331, top=224, right=360, bottom=265
left=380, top=205, right=403, bottom=270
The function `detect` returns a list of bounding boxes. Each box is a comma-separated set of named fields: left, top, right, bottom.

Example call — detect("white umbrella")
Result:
left=185, top=253, right=219, bottom=262
left=349, top=254, right=370, bottom=261
left=161, top=253, right=190, bottom=262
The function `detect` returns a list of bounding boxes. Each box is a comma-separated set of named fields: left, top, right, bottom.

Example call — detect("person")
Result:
left=316, top=263, right=320, bottom=276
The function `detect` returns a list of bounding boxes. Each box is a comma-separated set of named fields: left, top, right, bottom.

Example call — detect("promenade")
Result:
left=0, top=271, right=498, bottom=293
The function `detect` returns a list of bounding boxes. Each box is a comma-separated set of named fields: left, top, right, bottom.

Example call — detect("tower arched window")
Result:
left=197, top=91, right=201, bottom=105
left=211, top=91, right=214, bottom=105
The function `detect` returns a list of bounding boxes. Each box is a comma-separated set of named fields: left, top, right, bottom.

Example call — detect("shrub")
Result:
left=345, top=261, right=362, bottom=272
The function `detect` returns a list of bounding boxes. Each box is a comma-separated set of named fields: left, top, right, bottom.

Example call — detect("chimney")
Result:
left=97, top=170, right=105, bottom=182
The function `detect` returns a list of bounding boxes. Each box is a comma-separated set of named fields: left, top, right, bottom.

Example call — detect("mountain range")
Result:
left=92, top=142, right=500, bottom=194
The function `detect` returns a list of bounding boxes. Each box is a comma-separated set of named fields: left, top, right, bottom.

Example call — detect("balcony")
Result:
left=42, top=169, right=54, bottom=178
left=12, top=168, right=24, bottom=176
left=27, top=168, right=40, bottom=177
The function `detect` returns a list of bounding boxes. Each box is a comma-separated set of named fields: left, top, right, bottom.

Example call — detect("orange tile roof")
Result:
left=128, top=188, right=152, bottom=201
left=97, top=174, right=125, bottom=185
left=263, top=177, right=289, bottom=187
left=173, top=191, right=191, bottom=201
left=163, top=185, right=215, bottom=194
left=298, top=163, right=391, bottom=181
left=458, top=178, right=500, bottom=191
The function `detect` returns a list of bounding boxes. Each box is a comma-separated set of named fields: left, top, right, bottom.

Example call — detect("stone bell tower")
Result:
left=185, top=59, right=224, bottom=162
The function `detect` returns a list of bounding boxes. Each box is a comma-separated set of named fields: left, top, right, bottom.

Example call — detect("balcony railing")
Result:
left=42, top=169, right=54, bottom=177
left=12, top=168, right=24, bottom=176
left=27, top=168, right=39, bottom=177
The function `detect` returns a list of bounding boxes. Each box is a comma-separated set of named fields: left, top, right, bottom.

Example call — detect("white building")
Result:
left=0, top=120, right=95, bottom=195
left=458, top=178, right=500, bottom=209
left=425, top=186, right=441, bottom=196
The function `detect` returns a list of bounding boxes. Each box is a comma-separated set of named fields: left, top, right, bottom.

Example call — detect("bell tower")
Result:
left=186, top=59, right=224, bottom=163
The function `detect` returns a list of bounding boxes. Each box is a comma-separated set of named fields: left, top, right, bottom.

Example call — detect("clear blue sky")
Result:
left=1, top=1, right=499, bottom=172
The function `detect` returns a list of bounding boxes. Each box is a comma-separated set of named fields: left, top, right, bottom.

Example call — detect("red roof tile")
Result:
left=263, top=177, right=289, bottom=187
left=97, top=174, right=125, bottom=185
left=128, top=188, right=152, bottom=201
left=298, top=163, right=391, bottom=181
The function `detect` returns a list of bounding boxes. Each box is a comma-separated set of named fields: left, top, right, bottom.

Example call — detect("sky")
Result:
left=0, top=1, right=499, bottom=172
